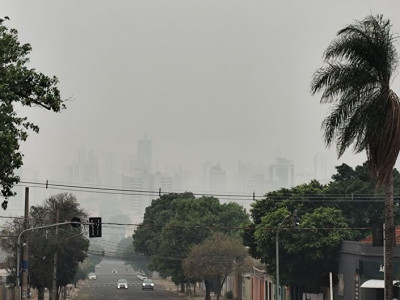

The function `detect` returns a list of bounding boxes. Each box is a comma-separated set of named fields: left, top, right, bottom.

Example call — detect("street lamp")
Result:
left=16, top=221, right=82, bottom=300
left=276, top=214, right=290, bottom=300
left=275, top=210, right=298, bottom=300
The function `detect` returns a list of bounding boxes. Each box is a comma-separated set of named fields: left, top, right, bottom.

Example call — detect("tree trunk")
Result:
left=204, top=279, right=212, bottom=300
left=216, top=276, right=225, bottom=300
left=384, top=170, right=394, bottom=300
left=180, top=282, right=185, bottom=293
left=38, top=287, right=45, bottom=300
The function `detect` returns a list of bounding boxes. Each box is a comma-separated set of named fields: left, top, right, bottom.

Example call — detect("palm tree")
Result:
left=311, top=14, right=400, bottom=300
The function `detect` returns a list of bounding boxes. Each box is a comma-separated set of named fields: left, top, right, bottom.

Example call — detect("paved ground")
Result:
left=154, top=278, right=205, bottom=300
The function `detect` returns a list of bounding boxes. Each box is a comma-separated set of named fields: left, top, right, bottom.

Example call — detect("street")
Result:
left=75, top=259, right=185, bottom=300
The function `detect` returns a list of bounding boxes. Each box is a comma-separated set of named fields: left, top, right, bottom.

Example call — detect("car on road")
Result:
left=142, top=278, right=155, bottom=290
left=136, top=273, right=147, bottom=280
left=112, top=269, right=118, bottom=274
left=88, top=273, right=96, bottom=280
left=117, top=279, right=128, bottom=289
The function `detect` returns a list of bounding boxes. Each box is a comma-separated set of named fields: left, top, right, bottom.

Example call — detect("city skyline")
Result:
left=1, top=1, right=400, bottom=220
left=9, top=134, right=336, bottom=217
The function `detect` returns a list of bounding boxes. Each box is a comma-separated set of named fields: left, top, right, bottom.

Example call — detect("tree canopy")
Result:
left=254, top=206, right=354, bottom=292
left=133, top=193, right=250, bottom=289
left=183, top=232, right=251, bottom=300
left=0, top=19, right=65, bottom=209
left=0, top=193, right=88, bottom=300
left=244, top=162, right=400, bottom=293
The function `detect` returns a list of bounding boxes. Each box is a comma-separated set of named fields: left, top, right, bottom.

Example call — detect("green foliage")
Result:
left=244, top=180, right=327, bottom=258
left=116, top=237, right=149, bottom=272
left=254, top=206, right=354, bottom=292
left=0, top=19, right=64, bottom=208
left=133, top=193, right=250, bottom=286
left=0, top=193, right=88, bottom=290
left=183, top=232, right=251, bottom=299
left=133, top=192, right=194, bottom=256
left=245, top=162, right=400, bottom=292
left=326, top=163, right=400, bottom=236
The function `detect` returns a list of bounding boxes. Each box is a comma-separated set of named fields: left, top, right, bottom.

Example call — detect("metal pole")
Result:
left=21, top=187, right=29, bottom=300
left=51, top=210, right=59, bottom=300
left=276, top=214, right=290, bottom=300
left=276, top=230, right=280, bottom=300
left=16, top=221, right=83, bottom=300
left=383, top=223, right=386, bottom=300
left=16, top=243, right=21, bottom=300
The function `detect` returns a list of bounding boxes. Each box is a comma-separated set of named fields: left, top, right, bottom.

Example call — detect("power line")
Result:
left=18, top=180, right=255, bottom=201
left=16, top=179, right=399, bottom=202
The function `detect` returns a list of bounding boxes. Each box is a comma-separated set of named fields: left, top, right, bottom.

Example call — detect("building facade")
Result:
left=335, top=240, right=400, bottom=300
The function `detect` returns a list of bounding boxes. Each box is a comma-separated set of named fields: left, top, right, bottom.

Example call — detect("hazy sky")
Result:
left=2, top=1, right=400, bottom=214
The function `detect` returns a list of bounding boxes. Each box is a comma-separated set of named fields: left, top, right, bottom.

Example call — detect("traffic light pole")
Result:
left=16, top=220, right=82, bottom=300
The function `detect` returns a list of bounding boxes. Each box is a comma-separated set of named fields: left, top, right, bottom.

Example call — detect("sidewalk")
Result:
left=154, top=278, right=205, bottom=300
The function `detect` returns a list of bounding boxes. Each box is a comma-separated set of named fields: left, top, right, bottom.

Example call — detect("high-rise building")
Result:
left=121, top=172, right=153, bottom=224
left=137, top=134, right=152, bottom=174
left=268, top=157, right=295, bottom=189
left=234, top=161, right=267, bottom=195
left=314, top=153, right=331, bottom=184
left=155, top=172, right=174, bottom=193
left=202, top=163, right=226, bottom=194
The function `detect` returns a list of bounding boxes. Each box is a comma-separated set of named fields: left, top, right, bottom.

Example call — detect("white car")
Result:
left=136, top=273, right=147, bottom=280
left=88, top=273, right=96, bottom=280
left=117, top=279, right=128, bottom=289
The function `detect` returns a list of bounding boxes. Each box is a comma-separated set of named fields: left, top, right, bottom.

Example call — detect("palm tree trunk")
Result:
left=384, top=169, right=394, bottom=300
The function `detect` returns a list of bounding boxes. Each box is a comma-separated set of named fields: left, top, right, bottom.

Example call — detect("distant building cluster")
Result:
left=13, top=135, right=334, bottom=239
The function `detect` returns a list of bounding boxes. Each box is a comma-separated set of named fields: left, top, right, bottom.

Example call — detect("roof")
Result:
left=360, top=226, right=400, bottom=244
left=360, top=279, right=400, bottom=289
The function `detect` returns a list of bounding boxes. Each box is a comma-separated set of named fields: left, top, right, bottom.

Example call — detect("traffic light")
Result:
left=89, top=217, right=102, bottom=238
left=70, top=217, right=81, bottom=228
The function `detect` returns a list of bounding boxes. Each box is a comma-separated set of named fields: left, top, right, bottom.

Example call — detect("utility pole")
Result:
left=16, top=221, right=85, bottom=300
left=21, top=187, right=29, bottom=300
left=51, top=209, right=59, bottom=300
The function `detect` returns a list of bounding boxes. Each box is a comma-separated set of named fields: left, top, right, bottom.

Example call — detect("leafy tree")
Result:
left=326, top=163, right=400, bottom=242
left=133, top=192, right=195, bottom=256
left=0, top=19, right=65, bottom=209
left=183, top=232, right=251, bottom=300
left=254, top=207, right=354, bottom=293
left=116, top=237, right=149, bottom=273
left=244, top=180, right=327, bottom=258
left=133, top=194, right=250, bottom=291
left=311, top=14, right=400, bottom=299
left=0, top=193, right=88, bottom=300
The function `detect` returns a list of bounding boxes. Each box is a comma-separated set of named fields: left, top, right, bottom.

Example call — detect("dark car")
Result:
left=142, top=278, right=155, bottom=290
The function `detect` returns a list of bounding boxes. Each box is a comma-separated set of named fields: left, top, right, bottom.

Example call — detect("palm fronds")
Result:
left=311, top=14, right=399, bottom=188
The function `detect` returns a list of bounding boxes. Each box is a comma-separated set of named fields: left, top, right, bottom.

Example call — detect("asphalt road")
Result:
left=75, top=258, right=185, bottom=300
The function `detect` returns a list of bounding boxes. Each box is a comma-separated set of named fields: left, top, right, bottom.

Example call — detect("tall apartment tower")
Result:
left=314, top=153, right=330, bottom=184
left=268, top=157, right=295, bottom=189
left=203, top=163, right=226, bottom=193
left=137, top=134, right=152, bottom=175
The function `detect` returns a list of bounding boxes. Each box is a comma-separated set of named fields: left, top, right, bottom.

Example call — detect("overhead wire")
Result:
left=15, top=179, right=398, bottom=203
